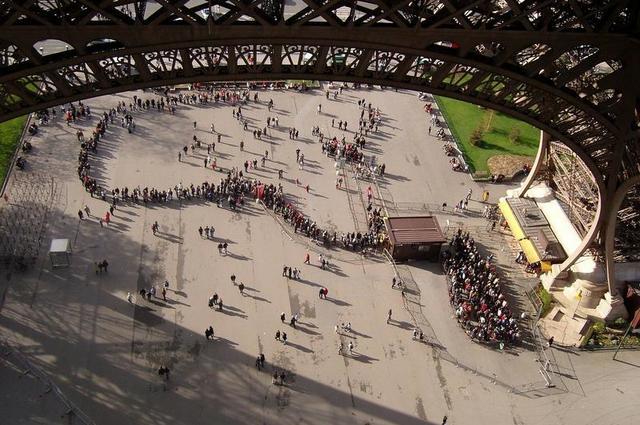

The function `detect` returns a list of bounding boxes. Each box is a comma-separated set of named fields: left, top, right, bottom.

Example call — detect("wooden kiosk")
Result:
left=385, top=216, right=446, bottom=261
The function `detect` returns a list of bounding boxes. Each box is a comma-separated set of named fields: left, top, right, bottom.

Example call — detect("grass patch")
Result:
left=0, top=116, right=28, bottom=188
left=536, top=284, right=554, bottom=317
left=436, top=96, right=540, bottom=173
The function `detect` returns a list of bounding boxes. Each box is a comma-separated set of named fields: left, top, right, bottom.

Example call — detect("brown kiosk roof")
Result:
left=386, top=216, right=446, bottom=245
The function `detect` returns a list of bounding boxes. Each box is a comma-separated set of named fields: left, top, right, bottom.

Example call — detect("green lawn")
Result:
left=0, top=115, right=28, bottom=187
left=436, top=96, right=540, bottom=174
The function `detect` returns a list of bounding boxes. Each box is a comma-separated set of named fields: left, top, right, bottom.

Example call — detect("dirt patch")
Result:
left=487, top=155, right=533, bottom=178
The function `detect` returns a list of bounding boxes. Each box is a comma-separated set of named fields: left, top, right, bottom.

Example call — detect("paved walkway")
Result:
left=0, top=86, right=638, bottom=425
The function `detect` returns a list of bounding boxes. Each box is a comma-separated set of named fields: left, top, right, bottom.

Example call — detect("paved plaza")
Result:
left=0, top=86, right=638, bottom=425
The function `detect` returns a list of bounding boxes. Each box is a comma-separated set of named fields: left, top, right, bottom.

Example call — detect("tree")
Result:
left=470, top=126, right=483, bottom=146
left=508, top=127, right=521, bottom=144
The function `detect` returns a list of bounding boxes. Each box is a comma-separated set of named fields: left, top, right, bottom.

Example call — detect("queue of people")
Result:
left=442, top=229, right=520, bottom=346
left=69, top=91, right=388, bottom=255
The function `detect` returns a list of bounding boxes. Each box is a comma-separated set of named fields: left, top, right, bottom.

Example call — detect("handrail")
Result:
left=1, top=338, right=96, bottom=424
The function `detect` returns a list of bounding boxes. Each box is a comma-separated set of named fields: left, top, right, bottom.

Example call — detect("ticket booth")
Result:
left=385, top=216, right=446, bottom=261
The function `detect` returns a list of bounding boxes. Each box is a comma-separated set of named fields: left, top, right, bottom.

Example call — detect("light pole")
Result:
left=613, top=310, right=640, bottom=360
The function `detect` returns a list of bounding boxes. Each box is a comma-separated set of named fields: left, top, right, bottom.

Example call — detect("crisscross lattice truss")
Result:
left=615, top=185, right=640, bottom=262
left=0, top=2, right=638, bottom=197
left=545, top=141, right=599, bottom=239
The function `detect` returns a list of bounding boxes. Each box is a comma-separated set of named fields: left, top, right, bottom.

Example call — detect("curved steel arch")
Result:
left=0, top=1, right=639, bottom=276
left=0, top=1, right=637, bottom=183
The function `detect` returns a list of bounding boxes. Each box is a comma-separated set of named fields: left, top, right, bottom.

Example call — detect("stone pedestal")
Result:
left=562, top=279, right=608, bottom=310
left=596, top=292, right=629, bottom=322
left=541, top=264, right=569, bottom=291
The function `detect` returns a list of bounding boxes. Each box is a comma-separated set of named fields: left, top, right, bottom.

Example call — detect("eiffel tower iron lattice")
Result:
left=0, top=1, right=639, bottom=284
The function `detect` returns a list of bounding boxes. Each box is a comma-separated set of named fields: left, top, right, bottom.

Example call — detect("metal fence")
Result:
left=0, top=174, right=58, bottom=267
left=1, top=339, right=95, bottom=424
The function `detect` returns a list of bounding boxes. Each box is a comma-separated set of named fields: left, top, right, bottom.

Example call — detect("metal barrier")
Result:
left=383, top=248, right=443, bottom=347
left=1, top=339, right=95, bottom=424
left=527, top=289, right=558, bottom=388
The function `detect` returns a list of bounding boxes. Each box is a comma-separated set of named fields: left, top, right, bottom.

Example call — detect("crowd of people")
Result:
left=25, top=81, right=533, bottom=412
left=442, top=229, right=521, bottom=346
left=259, top=182, right=386, bottom=251
left=66, top=90, right=389, bottom=256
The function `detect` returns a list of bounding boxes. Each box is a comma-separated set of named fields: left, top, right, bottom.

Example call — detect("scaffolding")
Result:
left=546, top=142, right=598, bottom=237
left=530, top=141, right=640, bottom=263
left=614, top=185, right=640, bottom=262
left=0, top=174, right=57, bottom=268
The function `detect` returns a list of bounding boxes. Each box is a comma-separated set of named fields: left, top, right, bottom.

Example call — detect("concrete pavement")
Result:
left=0, top=85, right=638, bottom=425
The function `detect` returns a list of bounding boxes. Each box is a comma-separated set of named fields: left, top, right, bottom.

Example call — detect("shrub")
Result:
left=592, top=321, right=606, bottom=334
left=613, top=317, right=629, bottom=329
left=508, top=127, right=521, bottom=144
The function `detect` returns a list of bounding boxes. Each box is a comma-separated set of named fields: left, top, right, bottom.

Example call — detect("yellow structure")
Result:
left=498, top=200, right=552, bottom=272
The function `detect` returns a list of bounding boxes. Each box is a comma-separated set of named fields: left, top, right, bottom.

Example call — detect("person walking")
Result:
left=348, top=341, right=354, bottom=355
left=338, top=343, right=344, bottom=355
left=205, top=326, right=214, bottom=340
left=290, top=316, right=296, bottom=329
left=84, top=205, right=91, bottom=217
left=304, top=252, right=310, bottom=264
left=275, top=330, right=281, bottom=341
left=387, top=308, right=392, bottom=324
left=78, top=210, right=84, bottom=220
left=158, top=365, right=170, bottom=381
left=282, top=332, right=287, bottom=345
left=238, top=282, right=245, bottom=295
left=161, top=286, right=167, bottom=301
left=280, top=312, right=286, bottom=323
left=127, top=292, right=133, bottom=303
